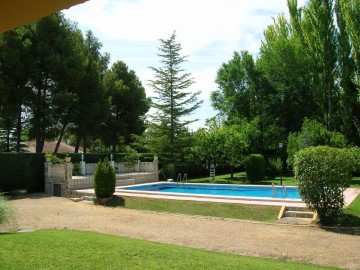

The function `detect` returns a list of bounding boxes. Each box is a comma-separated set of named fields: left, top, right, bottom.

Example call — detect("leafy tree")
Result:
left=0, top=26, right=33, bottom=152
left=28, top=13, right=86, bottom=152
left=149, top=31, right=202, bottom=164
left=102, top=61, right=150, bottom=151
left=335, top=0, right=360, bottom=145
left=258, top=15, right=317, bottom=134
left=301, top=0, right=338, bottom=130
left=287, top=118, right=346, bottom=168
left=70, top=30, right=110, bottom=153
left=211, top=51, right=257, bottom=121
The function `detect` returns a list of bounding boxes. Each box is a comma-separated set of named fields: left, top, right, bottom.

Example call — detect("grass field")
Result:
left=107, top=196, right=280, bottom=221
left=0, top=229, right=339, bottom=270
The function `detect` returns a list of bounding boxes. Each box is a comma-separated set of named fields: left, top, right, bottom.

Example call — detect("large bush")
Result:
left=287, top=118, right=346, bottom=169
left=294, top=146, right=354, bottom=225
left=245, top=154, right=265, bottom=183
left=93, top=159, right=115, bottom=199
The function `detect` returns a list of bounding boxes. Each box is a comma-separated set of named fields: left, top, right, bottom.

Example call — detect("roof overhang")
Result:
left=0, top=0, right=88, bottom=33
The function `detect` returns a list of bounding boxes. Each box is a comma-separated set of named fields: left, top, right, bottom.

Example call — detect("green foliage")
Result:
left=287, top=118, right=346, bottom=169
left=102, top=61, right=150, bottom=150
left=0, top=153, right=44, bottom=192
left=294, top=146, right=354, bottom=225
left=161, top=163, right=176, bottom=180
left=93, top=158, right=115, bottom=199
left=245, top=154, right=265, bottom=183
left=211, top=51, right=257, bottom=121
left=265, top=158, right=282, bottom=179
left=50, top=154, right=64, bottom=164
left=123, top=146, right=140, bottom=168
left=10, top=189, right=28, bottom=197
left=347, top=146, right=360, bottom=174
left=148, top=31, right=202, bottom=164
left=72, top=163, right=81, bottom=176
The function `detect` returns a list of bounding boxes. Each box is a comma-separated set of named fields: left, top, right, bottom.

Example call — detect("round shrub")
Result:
left=294, top=146, right=354, bottom=226
left=245, top=154, right=265, bottom=183
left=93, top=158, right=115, bottom=199
left=265, top=158, right=282, bottom=180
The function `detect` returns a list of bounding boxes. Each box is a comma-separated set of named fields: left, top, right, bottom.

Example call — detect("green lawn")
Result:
left=107, top=196, right=279, bottom=222
left=0, top=229, right=338, bottom=270
left=340, top=194, right=360, bottom=226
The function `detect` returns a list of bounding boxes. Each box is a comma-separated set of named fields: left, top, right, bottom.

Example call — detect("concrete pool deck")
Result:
left=72, top=182, right=360, bottom=207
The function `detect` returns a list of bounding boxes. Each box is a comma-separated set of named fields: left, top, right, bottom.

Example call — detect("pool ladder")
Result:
left=271, top=183, right=287, bottom=198
left=177, top=173, right=187, bottom=188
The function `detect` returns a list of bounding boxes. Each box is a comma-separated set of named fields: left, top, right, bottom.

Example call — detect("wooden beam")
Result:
left=0, top=0, right=88, bottom=33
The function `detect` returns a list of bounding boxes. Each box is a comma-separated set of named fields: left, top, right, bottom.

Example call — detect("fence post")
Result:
left=44, top=160, right=52, bottom=195
left=80, top=153, right=86, bottom=175
left=135, top=160, right=140, bottom=172
left=63, top=160, right=73, bottom=197
left=153, top=156, right=158, bottom=173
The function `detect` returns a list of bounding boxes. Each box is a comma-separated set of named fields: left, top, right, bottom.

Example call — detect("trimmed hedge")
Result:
left=93, top=159, right=115, bottom=199
left=245, top=154, right=265, bottom=183
left=294, top=146, right=354, bottom=225
left=0, top=153, right=45, bottom=192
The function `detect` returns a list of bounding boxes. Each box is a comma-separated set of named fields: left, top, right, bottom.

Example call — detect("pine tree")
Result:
left=149, top=31, right=202, bottom=163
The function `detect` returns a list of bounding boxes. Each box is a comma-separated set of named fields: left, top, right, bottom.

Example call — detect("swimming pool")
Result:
left=116, top=183, right=301, bottom=200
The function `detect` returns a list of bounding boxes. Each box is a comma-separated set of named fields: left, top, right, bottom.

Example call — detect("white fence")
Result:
left=83, top=157, right=158, bottom=175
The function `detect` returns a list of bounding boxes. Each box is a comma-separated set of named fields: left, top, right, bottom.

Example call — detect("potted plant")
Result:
left=45, top=153, right=53, bottom=163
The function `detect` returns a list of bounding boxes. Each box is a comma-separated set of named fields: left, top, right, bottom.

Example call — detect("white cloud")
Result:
left=64, top=0, right=308, bottom=129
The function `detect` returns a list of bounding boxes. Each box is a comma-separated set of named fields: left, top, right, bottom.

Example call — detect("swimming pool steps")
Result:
left=277, top=206, right=317, bottom=225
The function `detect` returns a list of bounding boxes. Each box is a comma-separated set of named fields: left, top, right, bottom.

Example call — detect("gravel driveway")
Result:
left=9, top=194, right=360, bottom=269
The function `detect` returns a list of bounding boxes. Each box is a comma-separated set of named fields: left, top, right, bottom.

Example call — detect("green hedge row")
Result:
left=0, top=153, right=45, bottom=193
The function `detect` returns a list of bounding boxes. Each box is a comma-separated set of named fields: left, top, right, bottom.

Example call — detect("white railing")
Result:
left=81, top=156, right=158, bottom=175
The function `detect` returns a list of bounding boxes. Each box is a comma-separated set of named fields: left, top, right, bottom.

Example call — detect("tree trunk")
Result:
left=74, top=136, right=81, bottom=153
left=15, top=101, right=23, bottom=152
left=54, top=122, right=68, bottom=154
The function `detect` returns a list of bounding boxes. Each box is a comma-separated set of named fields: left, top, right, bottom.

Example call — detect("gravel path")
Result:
left=9, top=194, right=360, bottom=269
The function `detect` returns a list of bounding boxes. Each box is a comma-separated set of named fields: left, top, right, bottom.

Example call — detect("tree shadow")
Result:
left=105, top=196, right=125, bottom=207
left=321, top=214, right=360, bottom=236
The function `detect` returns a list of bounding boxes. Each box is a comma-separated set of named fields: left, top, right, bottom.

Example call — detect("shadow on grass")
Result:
left=321, top=214, right=360, bottom=236
left=105, top=196, right=126, bottom=207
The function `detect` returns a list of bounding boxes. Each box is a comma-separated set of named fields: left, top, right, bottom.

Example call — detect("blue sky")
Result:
left=64, top=0, right=306, bottom=130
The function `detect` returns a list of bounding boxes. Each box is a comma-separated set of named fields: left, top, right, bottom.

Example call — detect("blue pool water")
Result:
left=117, top=183, right=301, bottom=200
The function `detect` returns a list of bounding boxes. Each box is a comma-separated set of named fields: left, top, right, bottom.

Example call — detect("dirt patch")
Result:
left=9, top=194, right=360, bottom=269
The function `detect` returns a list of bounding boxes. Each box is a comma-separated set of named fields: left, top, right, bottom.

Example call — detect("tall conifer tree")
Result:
left=149, top=31, right=202, bottom=163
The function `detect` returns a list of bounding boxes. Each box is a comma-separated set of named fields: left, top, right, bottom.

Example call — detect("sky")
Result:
left=64, top=0, right=307, bottom=130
